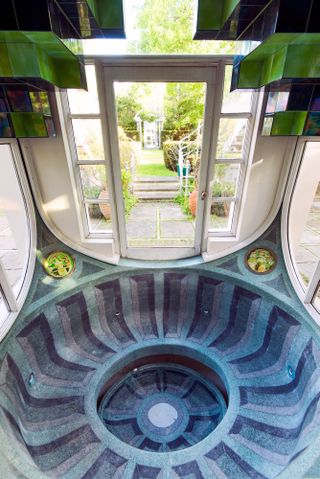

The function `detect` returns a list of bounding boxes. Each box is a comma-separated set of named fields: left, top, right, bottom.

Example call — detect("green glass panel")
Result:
left=0, top=31, right=86, bottom=89
left=86, top=0, right=124, bottom=32
left=7, top=42, right=40, bottom=77
left=0, top=113, right=13, bottom=137
left=196, top=0, right=240, bottom=31
left=271, top=111, right=307, bottom=136
left=11, top=112, right=48, bottom=137
left=237, top=33, right=320, bottom=89
left=0, top=44, right=11, bottom=76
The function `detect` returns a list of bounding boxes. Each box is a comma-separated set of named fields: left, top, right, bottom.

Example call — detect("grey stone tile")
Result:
left=129, top=205, right=157, bottom=220
left=161, top=221, right=194, bottom=238
left=127, top=220, right=157, bottom=239
left=160, top=206, right=188, bottom=220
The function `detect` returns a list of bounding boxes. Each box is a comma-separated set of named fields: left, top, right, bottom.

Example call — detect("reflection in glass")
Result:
left=222, top=66, right=252, bottom=114
left=291, top=142, right=320, bottom=287
left=0, top=287, right=8, bottom=325
left=72, top=119, right=104, bottom=161
left=80, top=165, right=107, bottom=199
left=0, top=145, right=30, bottom=296
left=212, top=163, right=240, bottom=198
left=67, top=65, right=99, bottom=114
left=209, top=201, right=235, bottom=231
left=217, top=118, right=247, bottom=159
left=313, top=284, right=320, bottom=313
left=86, top=203, right=112, bottom=233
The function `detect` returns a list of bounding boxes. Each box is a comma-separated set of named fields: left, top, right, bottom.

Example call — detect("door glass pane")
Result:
left=209, top=201, right=235, bottom=232
left=290, top=142, right=320, bottom=287
left=216, top=118, right=247, bottom=159
left=222, top=66, right=252, bottom=113
left=0, top=287, right=9, bottom=325
left=72, top=119, right=104, bottom=162
left=212, top=163, right=240, bottom=198
left=0, top=144, right=30, bottom=296
left=312, top=284, right=320, bottom=313
left=114, top=81, right=206, bottom=248
left=85, top=203, right=112, bottom=233
left=80, top=165, right=108, bottom=199
left=67, top=65, right=99, bottom=114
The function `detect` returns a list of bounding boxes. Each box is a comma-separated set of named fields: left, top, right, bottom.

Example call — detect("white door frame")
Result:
left=100, top=57, right=221, bottom=260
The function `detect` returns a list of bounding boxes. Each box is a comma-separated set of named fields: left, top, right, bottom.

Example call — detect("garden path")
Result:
left=126, top=201, right=195, bottom=247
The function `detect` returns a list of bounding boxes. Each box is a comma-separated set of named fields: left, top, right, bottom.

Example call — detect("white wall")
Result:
left=206, top=135, right=296, bottom=257
left=20, top=95, right=116, bottom=263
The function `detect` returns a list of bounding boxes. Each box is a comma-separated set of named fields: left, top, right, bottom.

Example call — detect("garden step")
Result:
left=134, top=176, right=178, bottom=183
left=135, top=192, right=177, bottom=200
left=134, top=183, right=179, bottom=191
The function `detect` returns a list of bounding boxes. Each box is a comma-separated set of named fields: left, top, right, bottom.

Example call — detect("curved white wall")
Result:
left=22, top=91, right=296, bottom=264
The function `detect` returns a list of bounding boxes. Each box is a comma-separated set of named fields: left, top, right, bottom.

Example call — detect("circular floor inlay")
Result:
left=43, top=251, right=75, bottom=278
left=246, top=247, right=276, bottom=274
left=98, top=363, right=227, bottom=452
left=148, top=402, right=178, bottom=428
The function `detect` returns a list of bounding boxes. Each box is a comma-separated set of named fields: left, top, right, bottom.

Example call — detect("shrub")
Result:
left=163, top=140, right=199, bottom=173
left=163, top=141, right=180, bottom=171
left=123, top=129, right=140, bottom=141
left=160, top=129, right=192, bottom=146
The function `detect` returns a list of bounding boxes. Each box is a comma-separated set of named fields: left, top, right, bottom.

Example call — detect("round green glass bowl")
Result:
left=43, top=251, right=76, bottom=279
left=246, top=247, right=276, bottom=274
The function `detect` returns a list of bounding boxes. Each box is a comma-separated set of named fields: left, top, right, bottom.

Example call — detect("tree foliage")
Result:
left=127, top=0, right=234, bottom=134
left=128, top=0, right=234, bottom=55
left=116, top=86, right=143, bottom=130
left=164, top=83, right=205, bottom=131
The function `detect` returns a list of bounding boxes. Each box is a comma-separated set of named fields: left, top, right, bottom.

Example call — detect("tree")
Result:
left=128, top=0, right=234, bottom=55
left=116, top=85, right=142, bottom=130
left=163, top=83, right=205, bottom=131
left=127, top=0, right=234, bottom=135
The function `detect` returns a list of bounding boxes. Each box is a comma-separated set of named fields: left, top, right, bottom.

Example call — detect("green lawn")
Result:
left=137, top=149, right=176, bottom=177
left=137, top=163, right=176, bottom=177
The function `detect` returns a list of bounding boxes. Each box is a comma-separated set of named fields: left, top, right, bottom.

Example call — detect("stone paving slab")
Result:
left=160, top=206, right=188, bottom=220
left=161, top=220, right=194, bottom=238
left=126, top=220, right=156, bottom=239
left=129, top=205, right=157, bottom=220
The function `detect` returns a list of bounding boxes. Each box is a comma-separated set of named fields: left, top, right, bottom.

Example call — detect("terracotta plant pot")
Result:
left=99, top=190, right=111, bottom=219
left=189, top=189, right=198, bottom=217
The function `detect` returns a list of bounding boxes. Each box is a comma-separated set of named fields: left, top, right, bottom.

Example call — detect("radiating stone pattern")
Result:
left=0, top=270, right=320, bottom=478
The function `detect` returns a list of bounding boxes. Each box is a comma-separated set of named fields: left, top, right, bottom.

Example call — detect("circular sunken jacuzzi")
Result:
left=0, top=264, right=320, bottom=479
left=98, top=362, right=227, bottom=452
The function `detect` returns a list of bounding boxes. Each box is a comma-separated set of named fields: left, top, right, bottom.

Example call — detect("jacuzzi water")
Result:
left=0, top=220, right=320, bottom=478
left=98, top=363, right=227, bottom=452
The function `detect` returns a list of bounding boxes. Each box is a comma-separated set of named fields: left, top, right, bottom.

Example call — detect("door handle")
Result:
left=201, top=191, right=208, bottom=200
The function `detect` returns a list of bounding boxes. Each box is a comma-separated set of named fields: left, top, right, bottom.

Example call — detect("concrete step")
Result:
left=134, top=176, right=178, bottom=183
left=134, top=183, right=179, bottom=191
left=135, top=192, right=177, bottom=200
